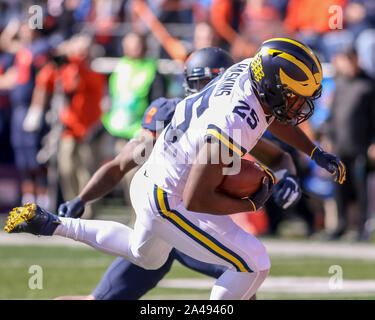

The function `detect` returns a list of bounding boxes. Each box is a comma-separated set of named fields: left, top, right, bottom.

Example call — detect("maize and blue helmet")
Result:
left=249, top=38, right=323, bottom=125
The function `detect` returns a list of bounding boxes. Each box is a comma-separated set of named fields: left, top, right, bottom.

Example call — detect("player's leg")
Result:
left=90, top=251, right=176, bottom=300
left=6, top=203, right=175, bottom=271
left=174, top=250, right=227, bottom=278
left=53, top=216, right=174, bottom=270
left=146, top=182, right=270, bottom=300
left=55, top=250, right=177, bottom=300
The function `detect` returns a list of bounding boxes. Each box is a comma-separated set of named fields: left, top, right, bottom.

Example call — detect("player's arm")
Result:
left=267, top=121, right=315, bottom=156
left=183, top=140, right=273, bottom=215
left=79, top=129, right=155, bottom=203
left=250, top=138, right=296, bottom=175
left=267, top=120, right=346, bottom=184
left=58, top=129, right=156, bottom=217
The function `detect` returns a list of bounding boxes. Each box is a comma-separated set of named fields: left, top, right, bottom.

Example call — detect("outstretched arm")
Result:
left=250, top=138, right=296, bottom=175
left=267, top=121, right=316, bottom=156
left=80, top=129, right=155, bottom=204
left=267, top=121, right=346, bottom=184
left=58, top=130, right=156, bottom=217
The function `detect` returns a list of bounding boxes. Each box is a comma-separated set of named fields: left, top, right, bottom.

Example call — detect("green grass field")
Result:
left=1, top=245, right=375, bottom=300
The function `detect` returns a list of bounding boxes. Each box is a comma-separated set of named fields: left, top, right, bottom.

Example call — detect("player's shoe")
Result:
left=4, top=203, right=61, bottom=236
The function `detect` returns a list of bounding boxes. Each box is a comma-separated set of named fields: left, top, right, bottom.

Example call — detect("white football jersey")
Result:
left=144, top=58, right=274, bottom=197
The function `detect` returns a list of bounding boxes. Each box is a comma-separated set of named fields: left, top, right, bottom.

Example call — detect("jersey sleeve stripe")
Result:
left=153, top=185, right=253, bottom=273
left=205, top=124, right=247, bottom=157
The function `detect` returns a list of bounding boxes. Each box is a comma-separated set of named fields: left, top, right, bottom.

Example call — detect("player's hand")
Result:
left=247, top=174, right=275, bottom=211
left=273, top=174, right=302, bottom=209
left=58, top=197, right=84, bottom=218
left=310, top=147, right=346, bottom=184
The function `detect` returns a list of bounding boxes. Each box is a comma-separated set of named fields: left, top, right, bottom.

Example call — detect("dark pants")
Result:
left=333, top=154, right=369, bottom=238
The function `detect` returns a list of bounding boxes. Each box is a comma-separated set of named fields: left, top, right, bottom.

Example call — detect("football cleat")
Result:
left=4, top=203, right=61, bottom=236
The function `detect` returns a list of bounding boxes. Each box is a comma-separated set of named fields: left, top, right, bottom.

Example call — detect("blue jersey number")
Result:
left=233, top=100, right=259, bottom=129
left=165, top=84, right=215, bottom=143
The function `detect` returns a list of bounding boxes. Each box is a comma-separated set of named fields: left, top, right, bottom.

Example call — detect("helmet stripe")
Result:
left=264, top=49, right=321, bottom=96
left=263, top=38, right=322, bottom=76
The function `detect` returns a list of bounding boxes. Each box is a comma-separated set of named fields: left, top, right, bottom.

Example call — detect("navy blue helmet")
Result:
left=183, top=47, right=234, bottom=95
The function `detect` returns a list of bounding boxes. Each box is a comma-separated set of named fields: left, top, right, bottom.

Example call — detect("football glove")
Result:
left=273, top=174, right=302, bottom=209
left=310, top=146, right=346, bottom=184
left=247, top=168, right=275, bottom=211
left=58, top=197, right=84, bottom=218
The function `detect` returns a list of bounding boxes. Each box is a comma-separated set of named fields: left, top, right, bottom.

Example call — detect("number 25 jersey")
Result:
left=144, top=58, right=274, bottom=198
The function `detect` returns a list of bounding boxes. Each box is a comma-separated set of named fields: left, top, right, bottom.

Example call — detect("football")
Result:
left=218, top=159, right=267, bottom=198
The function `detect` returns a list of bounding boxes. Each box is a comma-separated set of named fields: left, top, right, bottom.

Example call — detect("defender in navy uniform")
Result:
left=48, top=47, right=301, bottom=299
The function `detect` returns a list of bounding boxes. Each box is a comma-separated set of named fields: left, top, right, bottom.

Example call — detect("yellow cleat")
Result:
left=4, top=203, right=37, bottom=233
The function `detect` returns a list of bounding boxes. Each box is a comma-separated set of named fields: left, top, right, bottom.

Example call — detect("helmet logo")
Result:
left=266, top=49, right=322, bottom=97
left=251, top=52, right=265, bottom=82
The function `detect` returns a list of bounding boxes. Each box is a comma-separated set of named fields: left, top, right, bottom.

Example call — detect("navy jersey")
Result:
left=141, top=97, right=182, bottom=134
left=0, top=52, right=15, bottom=109
left=10, top=38, right=50, bottom=108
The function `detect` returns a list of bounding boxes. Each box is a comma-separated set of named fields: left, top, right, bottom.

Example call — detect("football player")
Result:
left=8, top=47, right=299, bottom=300
left=6, top=40, right=345, bottom=300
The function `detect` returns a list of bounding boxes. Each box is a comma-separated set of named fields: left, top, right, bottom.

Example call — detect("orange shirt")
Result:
left=36, top=60, right=105, bottom=140
left=210, top=0, right=243, bottom=44
left=284, top=0, right=347, bottom=34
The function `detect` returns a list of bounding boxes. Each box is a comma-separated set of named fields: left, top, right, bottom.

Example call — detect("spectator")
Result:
left=345, top=0, right=375, bottom=37
left=0, top=0, right=23, bottom=30
left=28, top=34, right=104, bottom=218
left=263, top=133, right=319, bottom=238
left=284, top=0, right=349, bottom=62
left=0, top=49, right=15, bottom=164
left=47, top=0, right=92, bottom=39
left=326, top=46, right=375, bottom=241
left=193, top=22, right=217, bottom=50
left=209, top=0, right=256, bottom=61
left=0, top=21, right=51, bottom=209
left=57, top=34, right=104, bottom=218
left=102, top=32, right=166, bottom=142
left=101, top=31, right=166, bottom=213
left=240, top=0, right=287, bottom=51
left=209, top=0, right=286, bottom=61
left=346, top=1, right=375, bottom=79
left=193, top=0, right=214, bottom=23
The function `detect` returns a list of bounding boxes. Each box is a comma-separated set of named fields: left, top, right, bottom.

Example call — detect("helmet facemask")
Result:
left=273, top=82, right=322, bottom=125
left=255, top=72, right=322, bottom=126
left=184, top=67, right=224, bottom=96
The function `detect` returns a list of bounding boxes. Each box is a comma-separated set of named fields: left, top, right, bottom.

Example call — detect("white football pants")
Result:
left=55, top=168, right=270, bottom=299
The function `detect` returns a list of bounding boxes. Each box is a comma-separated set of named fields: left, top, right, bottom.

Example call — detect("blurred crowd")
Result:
left=0, top=0, right=375, bottom=242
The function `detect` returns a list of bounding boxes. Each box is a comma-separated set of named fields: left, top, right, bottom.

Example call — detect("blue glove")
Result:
left=58, top=197, right=85, bottom=218
left=273, top=174, right=302, bottom=209
left=310, top=146, right=346, bottom=184
left=247, top=169, right=275, bottom=211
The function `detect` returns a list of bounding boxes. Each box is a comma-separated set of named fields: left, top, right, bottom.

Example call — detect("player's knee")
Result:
left=135, top=255, right=168, bottom=270
left=256, top=268, right=270, bottom=283
left=243, top=240, right=271, bottom=273
left=130, top=247, right=169, bottom=270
